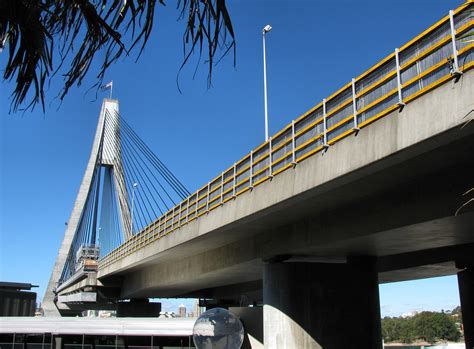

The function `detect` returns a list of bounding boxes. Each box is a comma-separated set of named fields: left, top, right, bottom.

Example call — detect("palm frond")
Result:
left=1, top=0, right=236, bottom=112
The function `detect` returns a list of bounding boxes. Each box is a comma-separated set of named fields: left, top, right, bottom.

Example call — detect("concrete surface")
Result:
left=458, top=266, right=473, bottom=349
left=230, top=307, right=264, bottom=349
left=97, top=70, right=474, bottom=300
left=263, top=260, right=382, bottom=349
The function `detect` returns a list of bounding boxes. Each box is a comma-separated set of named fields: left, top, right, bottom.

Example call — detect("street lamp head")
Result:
left=263, top=25, right=272, bottom=34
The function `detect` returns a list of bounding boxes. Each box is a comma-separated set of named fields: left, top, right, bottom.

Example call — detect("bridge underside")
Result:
left=86, top=85, right=474, bottom=307
left=96, top=69, right=474, bottom=304
left=98, top=127, right=474, bottom=300
left=92, top=106, right=474, bottom=346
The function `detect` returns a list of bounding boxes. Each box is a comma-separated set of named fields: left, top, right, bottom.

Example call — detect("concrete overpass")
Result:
left=98, top=62, right=474, bottom=289
left=95, top=67, right=474, bottom=343
left=48, top=2, right=474, bottom=348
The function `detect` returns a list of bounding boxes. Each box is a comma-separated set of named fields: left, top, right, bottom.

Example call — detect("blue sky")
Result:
left=0, top=0, right=466, bottom=315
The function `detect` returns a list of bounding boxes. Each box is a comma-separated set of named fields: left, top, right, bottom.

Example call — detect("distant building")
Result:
left=83, top=310, right=99, bottom=317
left=194, top=299, right=203, bottom=317
left=178, top=304, right=186, bottom=318
left=35, top=303, right=44, bottom=317
left=81, top=310, right=116, bottom=318
left=98, top=310, right=116, bottom=318
left=401, top=311, right=419, bottom=318
left=0, top=282, right=38, bottom=316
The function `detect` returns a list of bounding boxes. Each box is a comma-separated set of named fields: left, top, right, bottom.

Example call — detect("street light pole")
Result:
left=130, top=182, right=138, bottom=236
left=262, top=24, right=272, bottom=142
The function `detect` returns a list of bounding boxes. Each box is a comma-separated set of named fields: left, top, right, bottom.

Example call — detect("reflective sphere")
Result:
left=192, top=307, right=244, bottom=349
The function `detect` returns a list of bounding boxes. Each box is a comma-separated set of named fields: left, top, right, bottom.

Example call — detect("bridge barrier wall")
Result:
left=97, top=2, right=474, bottom=272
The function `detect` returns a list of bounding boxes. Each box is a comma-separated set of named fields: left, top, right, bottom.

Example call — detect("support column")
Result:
left=458, top=267, right=473, bottom=349
left=263, top=258, right=382, bottom=349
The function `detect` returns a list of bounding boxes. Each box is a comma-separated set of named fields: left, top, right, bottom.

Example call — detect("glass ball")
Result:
left=192, top=307, right=244, bottom=349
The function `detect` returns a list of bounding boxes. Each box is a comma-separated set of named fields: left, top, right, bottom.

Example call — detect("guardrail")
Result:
left=100, top=1, right=474, bottom=269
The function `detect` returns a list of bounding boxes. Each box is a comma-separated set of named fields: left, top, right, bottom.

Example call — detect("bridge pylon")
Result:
left=42, top=99, right=130, bottom=316
left=42, top=98, right=189, bottom=316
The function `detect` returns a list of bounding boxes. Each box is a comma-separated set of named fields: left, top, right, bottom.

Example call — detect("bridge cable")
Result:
left=103, top=116, right=148, bottom=233
left=109, top=113, right=182, bottom=207
left=117, top=113, right=191, bottom=199
left=105, top=114, right=169, bottom=214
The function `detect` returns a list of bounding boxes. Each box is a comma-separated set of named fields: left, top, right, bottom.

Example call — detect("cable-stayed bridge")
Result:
left=58, top=101, right=191, bottom=283
left=42, top=99, right=190, bottom=313
left=43, top=2, right=474, bottom=348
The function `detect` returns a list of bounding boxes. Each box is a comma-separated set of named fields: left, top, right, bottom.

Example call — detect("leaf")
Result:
left=1, top=0, right=236, bottom=112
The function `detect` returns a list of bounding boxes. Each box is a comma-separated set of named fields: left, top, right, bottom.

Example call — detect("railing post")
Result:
left=322, top=99, right=329, bottom=148
left=158, top=216, right=163, bottom=237
left=149, top=220, right=155, bottom=238
left=232, top=163, right=237, bottom=197
left=186, top=197, right=190, bottom=223
left=194, top=190, right=199, bottom=216
left=449, top=10, right=462, bottom=79
left=206, top=182, right=210, bottom=212
left=220, top=171, right=224, bottom=205
left=269, top=137, right=274, bottom=178
left=176, top=204, right=180, bottom=229
left=249, top=151, right=254, bottom=189
left=351, top=78, right=359, bottom=130
left=171, top=206, right=175, bottom=230
left=291, top=120, right=297, bottom=165
left=395, top=48, right=406, bottom=109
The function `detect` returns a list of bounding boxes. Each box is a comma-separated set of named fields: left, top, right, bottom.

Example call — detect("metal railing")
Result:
left=100, top=1, right=474, bottom=269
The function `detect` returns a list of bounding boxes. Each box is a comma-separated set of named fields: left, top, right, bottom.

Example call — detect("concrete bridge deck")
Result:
left=95, top=68, right=474, bottom=299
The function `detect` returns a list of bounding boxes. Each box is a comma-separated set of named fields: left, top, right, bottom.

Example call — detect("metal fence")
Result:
left=100, top=1, right=474, bottom=269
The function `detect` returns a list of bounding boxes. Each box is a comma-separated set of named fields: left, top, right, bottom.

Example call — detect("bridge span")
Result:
left=98, top=68, right=474, bottom=348
left=98, top=67, right=474, bottom=293
left=45, top=2, right=474, bottom=348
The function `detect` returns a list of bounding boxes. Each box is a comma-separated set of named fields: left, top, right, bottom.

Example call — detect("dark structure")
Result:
left=0, top=282, right=37, bottom=316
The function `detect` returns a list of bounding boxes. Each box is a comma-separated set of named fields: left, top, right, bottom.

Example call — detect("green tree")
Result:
left=412, top=312, right=461, bottom=343
left=382, top=311, right=461, bottom=344
left=450, top=305, right=463, bottom=322
left=0, top=0, right=235, bottom=112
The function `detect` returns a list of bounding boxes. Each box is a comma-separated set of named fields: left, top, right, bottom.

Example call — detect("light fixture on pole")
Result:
left=130, top=182, right=138, bottom=236
left=262, top=24, right=272, bottom=142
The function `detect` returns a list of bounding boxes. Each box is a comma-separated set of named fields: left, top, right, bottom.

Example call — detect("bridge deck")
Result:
left=98, top=2, right=474, bottom=273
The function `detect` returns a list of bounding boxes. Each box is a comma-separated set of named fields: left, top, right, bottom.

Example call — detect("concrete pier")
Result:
left=458, top=266, right=473, bottom=349
left=263, top=259, right=382, bottom=349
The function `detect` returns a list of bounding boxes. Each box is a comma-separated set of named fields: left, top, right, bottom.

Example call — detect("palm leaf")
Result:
left=1, top=0, right=236, bottom=112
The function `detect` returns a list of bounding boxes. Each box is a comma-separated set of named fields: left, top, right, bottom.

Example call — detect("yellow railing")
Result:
left=99, top=1, right=474, bottom=269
